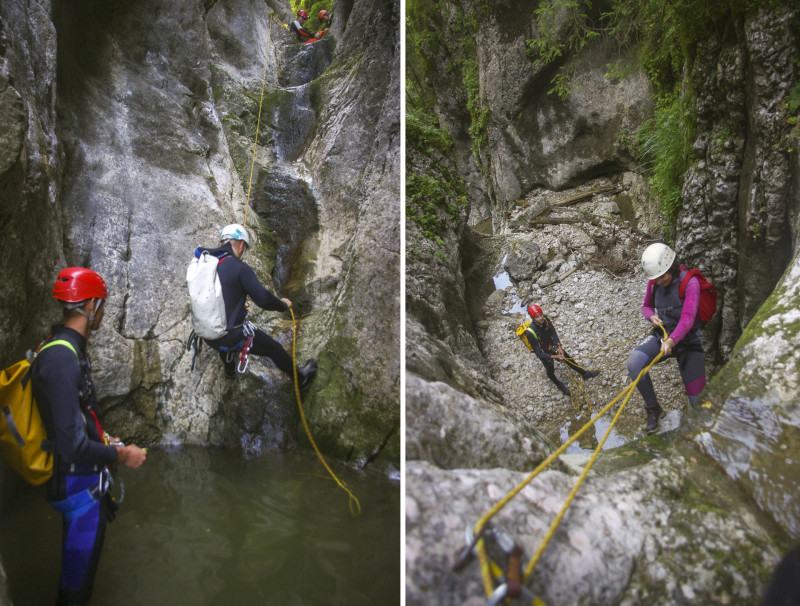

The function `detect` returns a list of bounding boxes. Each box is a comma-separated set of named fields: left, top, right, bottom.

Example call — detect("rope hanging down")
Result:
left=461, top=324, right=669, bottom=602
left=242, top=8, right=356, bottom=513
left=243, top=11, right=275, bottom=228
left=290, top=308, right=361, bottom=516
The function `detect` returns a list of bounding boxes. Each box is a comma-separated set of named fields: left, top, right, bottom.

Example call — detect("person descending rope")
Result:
left=197, top=224, right=317, bottom=387
left=518, top=304, right=599, bottom=396
left=626, top=243, right=707, bottom=434
left=289, top=9, right=317, bottom=43
left=32, top=267, right=147, bottom=605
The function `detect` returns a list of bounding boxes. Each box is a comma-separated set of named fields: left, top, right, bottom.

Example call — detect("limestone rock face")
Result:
left=678, top=6, right=799, bottom=360
left=692, top=249, right=800, bottom=541
left=0, top=1, right=66, bottom=362
left=0, top=0, right=399, bottom=473
left=422, top=3, right=653, bottom=230
left=405, top=375, right=561, bottom=473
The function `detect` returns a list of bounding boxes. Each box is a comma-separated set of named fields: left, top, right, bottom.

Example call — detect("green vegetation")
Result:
left=406, top=0, right=491, bottom=164
left=525, top=0, right=601, bottom=99
left=406, top=106, right=453, bottom=154
left=406, top=169, right=466, bottom=249
left=636, top=91, right=695, bottom=240
left=406, top=2, right=473, bottom=251
left=782, top=79, right=800, bottom=152
left=524, top=0, right=769, bottom=241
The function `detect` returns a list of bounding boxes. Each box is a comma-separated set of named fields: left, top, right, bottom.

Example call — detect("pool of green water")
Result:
left=0, top=446, right=400, bottom=605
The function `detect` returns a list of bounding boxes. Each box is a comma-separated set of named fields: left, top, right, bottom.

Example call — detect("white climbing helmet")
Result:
left=641, top=243, right=676, bottom=279
left=220, top=223, right=250, bottom=246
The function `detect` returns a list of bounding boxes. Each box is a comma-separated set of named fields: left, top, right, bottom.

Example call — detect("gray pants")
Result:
left=626, top=334, right=706, bottom=410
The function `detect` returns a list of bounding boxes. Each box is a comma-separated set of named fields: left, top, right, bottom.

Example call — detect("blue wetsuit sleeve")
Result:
left=239, top=264, right=289, bottom=312
left=34, top=347, right=117, bottom=466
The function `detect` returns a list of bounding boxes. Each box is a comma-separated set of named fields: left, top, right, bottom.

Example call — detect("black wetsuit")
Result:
left=31, top=326, right=117, bottom=605
left=289, top=19, right=314, bottom=42
left=196, top=243, right=294, bottom=376
left=523, top=316, right=589, bottom=388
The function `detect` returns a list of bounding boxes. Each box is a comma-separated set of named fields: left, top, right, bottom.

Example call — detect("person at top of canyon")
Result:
left=518, top=304, right=599, bottom=396
left=194, top=223, right=317, bottom=388
left=290, top=9, right=318, bottom=43
left=317, top=9, right=333, bottom=36
left=626, top=243, right=707, bottom=435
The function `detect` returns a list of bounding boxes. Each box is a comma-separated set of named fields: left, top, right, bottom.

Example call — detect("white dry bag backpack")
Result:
left=186, top=251, right=229, bottom=340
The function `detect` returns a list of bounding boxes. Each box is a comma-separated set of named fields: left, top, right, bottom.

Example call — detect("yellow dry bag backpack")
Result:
left=0, top=340, right=77, bottom=485
left=516, top=321, right=538, bottom=352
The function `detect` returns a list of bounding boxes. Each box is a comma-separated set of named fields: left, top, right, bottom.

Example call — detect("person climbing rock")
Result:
left=197, top=223, right=317, bottom=388
left=519, top=304, right=599, bottom=396
left=626, top=243, right=706, bottom=435
left=31, top=267, right=147, bottom=605
left=290, top=9, right=316, bottom=43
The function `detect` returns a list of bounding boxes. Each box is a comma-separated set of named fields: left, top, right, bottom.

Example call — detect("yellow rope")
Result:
left=472, top=324, right=667, bottom=596
left=243, top=11, right=274, bottom=228
left=522, top=361, right=651, bottom=580
left=289, top=308, right=361, bottom=516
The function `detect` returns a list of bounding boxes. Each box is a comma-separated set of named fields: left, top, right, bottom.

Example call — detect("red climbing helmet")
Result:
left=297, top=10, right=309, bottom=18
left=527, top=304, right=543, bottom=318
left=318, top=9, right=329, bottom=19
left=52, top=267, right=108, bottom=303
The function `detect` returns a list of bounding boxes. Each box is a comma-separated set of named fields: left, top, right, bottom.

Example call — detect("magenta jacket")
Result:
left=641, top=275, right=700, bottom=344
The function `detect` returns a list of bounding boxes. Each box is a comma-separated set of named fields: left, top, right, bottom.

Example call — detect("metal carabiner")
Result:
left=237, top=341, right=251, bottom=373
left=453, top=523, right=489, bottom=572
left=487, top=584, right=541, bottom=606
left=482, top=528, right=541, bottom=606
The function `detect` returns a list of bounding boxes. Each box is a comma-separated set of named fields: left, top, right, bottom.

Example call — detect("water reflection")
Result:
left=0, top=446, right=400, bottom=605
left=559, top=411, right=634, bottom=453
left=491, top=253, right=527, bottom=315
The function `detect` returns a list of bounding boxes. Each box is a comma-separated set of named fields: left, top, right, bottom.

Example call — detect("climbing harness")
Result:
left=237, top=320, right=256, bottom=373
left=458, top=324, right=669, bottom=603
left=289, top=308, right=361, bottom=516
left=186, top=330, right=203, bottom=370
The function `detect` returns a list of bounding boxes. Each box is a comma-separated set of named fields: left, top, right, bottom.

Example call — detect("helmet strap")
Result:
left=74, top=298, right=103, bottom=327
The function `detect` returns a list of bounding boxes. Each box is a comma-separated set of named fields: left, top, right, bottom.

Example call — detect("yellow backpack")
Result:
left=516, top=321, right=537, bottom=352
left=0, top=340, right=77, bottom=485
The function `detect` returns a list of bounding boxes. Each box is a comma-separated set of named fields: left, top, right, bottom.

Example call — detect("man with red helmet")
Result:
left=290, top=9, right=316, bottom=43
left=518, top=304, right=599, bottom=396
left=31, top=267, right=147, bottom=605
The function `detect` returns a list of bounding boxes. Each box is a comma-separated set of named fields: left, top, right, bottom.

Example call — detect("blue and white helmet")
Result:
left=220, top=223, right=250, bottom=246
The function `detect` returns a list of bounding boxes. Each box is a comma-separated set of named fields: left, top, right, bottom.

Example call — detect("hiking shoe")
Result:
left=298, top=358, right=317, bottom=391
left=583, top=370, right=600, bottom=380
left=558, top=382, right=570, bottom=396
left=645, top=407, right=666, bottom=434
